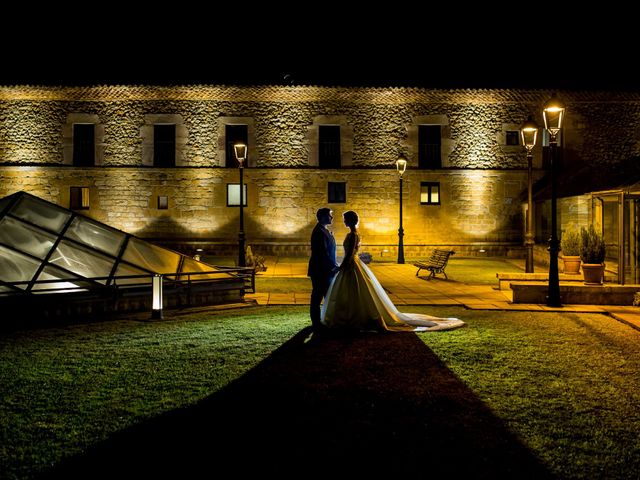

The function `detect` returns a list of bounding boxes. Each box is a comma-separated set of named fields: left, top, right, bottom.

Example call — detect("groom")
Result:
left=308, top=208, right=339, bottom=332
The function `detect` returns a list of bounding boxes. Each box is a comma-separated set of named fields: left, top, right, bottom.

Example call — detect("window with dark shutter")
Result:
left=319, top=125, right=341, bottom=168
left=154, top=124, right=176, bottom=167
left=506, top=131, right=520, bottom=146
left=70, top=187, right=90, bottom=210
left=418, top=125, right=442, bottom=169
left=73, top=124, right=95, bottom=166
left=328, top=182, right=346, bottom=203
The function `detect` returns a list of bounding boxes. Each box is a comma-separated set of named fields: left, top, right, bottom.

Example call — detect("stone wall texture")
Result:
left=0, top=166, right=529, bottom=255
left=1, top=85, right=639, bottom=256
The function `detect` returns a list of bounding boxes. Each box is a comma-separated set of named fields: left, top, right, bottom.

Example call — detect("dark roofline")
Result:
left=533, top=157, right=640, bottom=202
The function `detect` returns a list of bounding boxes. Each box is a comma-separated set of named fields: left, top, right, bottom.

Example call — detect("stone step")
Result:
left=510, top=282, right=640, bottom=305
left=496, top=272, right=615, bottom=290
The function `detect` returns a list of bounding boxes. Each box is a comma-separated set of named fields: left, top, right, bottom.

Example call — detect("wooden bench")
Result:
left=413, top=249, right=455, bottom=280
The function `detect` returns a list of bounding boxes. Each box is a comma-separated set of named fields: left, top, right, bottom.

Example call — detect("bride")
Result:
left=321, top=211, right=465, bottom=332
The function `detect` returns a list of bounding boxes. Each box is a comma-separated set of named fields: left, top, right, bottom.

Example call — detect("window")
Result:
left=418, top=125, right=441, bottom=169
left=328, top=182, right=346, bottom=203
left=541, top=129, right=550, bottom=147
left=420, top=182, right=440, bottom=205
left=225, top=125, right=249, bottom=167
left=153, top=124, right=176, bottom=167
left=226, top=184, right=248, bottom=207
left=319, top=125, right=341, bottom=168
left=506, top=131, right=520, bottom=146
left=73, top=124, right=95, bottom=166
left=64, top=114, right=103, bottom=166
left=157, top=196, right=168, bottom=209
left=70, top=187, right=90, bottom=210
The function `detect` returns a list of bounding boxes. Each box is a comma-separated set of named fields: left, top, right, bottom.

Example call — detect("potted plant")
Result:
left=561, top=226, right=582, bottom=274
left=580, top=224, right=606, bottom=284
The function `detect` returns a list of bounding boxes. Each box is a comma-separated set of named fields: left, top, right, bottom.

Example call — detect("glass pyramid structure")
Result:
left=0, top=191, right=234, bottom=295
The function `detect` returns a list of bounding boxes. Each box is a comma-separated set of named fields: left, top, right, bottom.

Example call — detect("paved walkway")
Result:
left=245, top=258, right=640, bottom=330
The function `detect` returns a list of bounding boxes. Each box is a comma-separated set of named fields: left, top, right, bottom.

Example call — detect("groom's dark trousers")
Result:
left=309, top=275, right=333, bottom=328
left=308, top=223, right=338, bottom=329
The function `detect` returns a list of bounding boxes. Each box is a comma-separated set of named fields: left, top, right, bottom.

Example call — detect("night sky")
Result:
left=2, top=9, right=637, bottom=91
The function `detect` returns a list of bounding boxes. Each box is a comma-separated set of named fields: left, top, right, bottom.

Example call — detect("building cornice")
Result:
left=2, top=85, right=640, bottom=104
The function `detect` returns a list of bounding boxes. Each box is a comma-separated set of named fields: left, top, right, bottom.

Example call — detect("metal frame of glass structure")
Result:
left=0, top=192, right=243, bottom=295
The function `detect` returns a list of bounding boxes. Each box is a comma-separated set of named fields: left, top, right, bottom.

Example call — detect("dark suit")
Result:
left=308, top=223, right=339, bottom=328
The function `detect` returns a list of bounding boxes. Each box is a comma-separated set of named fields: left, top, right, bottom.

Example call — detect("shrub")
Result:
left=561, top=226, right=582, bottom=256
left=580, top=225, right=605, bottom=264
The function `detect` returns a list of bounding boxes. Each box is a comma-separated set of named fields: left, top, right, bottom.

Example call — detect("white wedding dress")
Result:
left=321, top=232, right=465, bottom=332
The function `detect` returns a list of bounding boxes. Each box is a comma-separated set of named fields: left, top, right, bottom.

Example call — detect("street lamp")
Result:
left=234, top=142, right=247, bottom=267
left=542, top=94, right=565, bottom=307
left=396, top=155, right=408, bottom=264
left=520, top=116, right=539, bottom=273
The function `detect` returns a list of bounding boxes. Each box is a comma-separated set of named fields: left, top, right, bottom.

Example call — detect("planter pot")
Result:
left=562, top=256, right=581, bottom=274
left=582, top=263, right=604, bottom=285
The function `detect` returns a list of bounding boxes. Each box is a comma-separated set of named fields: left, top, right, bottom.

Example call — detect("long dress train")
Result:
left=321, top=232, right=465, bottom=332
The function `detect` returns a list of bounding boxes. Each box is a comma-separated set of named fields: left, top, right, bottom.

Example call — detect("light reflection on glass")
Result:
left=10, top=195, right=71, bottom=233
left=0, top=244, right=41, bottom=287
left=65, top=216, right=125, bottom=256
left=122, top=237, right=181, bottom=274
left=49, top=240, right=114, bottom=284
left=0, top=216, right=56, bottom=259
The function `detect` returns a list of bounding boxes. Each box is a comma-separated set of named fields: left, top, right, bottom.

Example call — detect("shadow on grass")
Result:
left=42, top=329, right=554, bottom=479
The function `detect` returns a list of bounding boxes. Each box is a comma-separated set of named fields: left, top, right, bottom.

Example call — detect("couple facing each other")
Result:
left=307, top=208, right=465, bottom=333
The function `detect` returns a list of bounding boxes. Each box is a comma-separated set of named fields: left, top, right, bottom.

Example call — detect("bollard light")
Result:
left=151, top=274, right=163, bottom=319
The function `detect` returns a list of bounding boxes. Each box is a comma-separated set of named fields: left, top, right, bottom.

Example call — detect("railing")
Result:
left=0, top=267, right=256, bottom=297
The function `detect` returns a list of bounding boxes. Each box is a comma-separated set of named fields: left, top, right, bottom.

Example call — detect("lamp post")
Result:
left=542, top=94, right=565, bottom=307
left=234, top=143, right=247, bottom=267
left=520, top=116, right=539, bottom=273
left=396, top=156, right=408, bottom=264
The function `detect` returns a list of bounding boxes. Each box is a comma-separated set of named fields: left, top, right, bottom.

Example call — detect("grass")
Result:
left=0, top=307, right=305, bottom=480
left=441, top=256, right=524, bottom=284
left=255, top=276, right=311, bottom=294
left=252, top=256, right=524, bottom=292
left=421, top=309, right=640, bottom=479
left=2, top=306, right=640, bottom=478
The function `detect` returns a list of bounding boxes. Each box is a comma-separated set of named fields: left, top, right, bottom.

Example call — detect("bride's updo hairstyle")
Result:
left=343, top=210, right=359, bottom=228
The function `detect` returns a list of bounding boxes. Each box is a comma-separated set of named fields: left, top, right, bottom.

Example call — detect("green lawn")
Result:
left=207, top=255, right=526, bottom=287
left=253, top=256, right=524, bottom=292
left=255, top=275, right=312, bottom=293
left=435, top=256, right=524, bottom=284
left=2, top=306, right=640, bottom=479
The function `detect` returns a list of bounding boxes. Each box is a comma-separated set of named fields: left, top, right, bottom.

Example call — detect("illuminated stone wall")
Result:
left=1, top=85, right=639, bottom=256
left=5, top=86, right=639, bottom=169
left=0, top=166, right=529, bottom=257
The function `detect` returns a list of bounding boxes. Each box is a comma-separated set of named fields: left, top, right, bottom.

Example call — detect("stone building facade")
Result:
left=1, top=85, right=639, bottom=259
